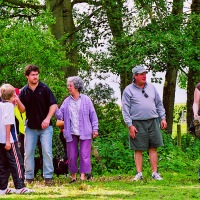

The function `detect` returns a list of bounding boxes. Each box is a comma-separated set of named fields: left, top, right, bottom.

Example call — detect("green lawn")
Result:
left=2, top=172, right=200, bottom=200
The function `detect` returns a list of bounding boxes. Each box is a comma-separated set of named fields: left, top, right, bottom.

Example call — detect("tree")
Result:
left=162, top=0, right=184, bottom=134
left=1, top=0, right=199, bottom=135
left=186, top=0, right=200, bottom=128
left=0, top=12, right=69, bottom=100
left=1, top=0, right=103, bottom=79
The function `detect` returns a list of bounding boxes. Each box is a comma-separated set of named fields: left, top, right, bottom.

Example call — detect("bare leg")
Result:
left=80, top=173, right=85, bottom=180
left=134, top=150, right=143, bottom=172
left=149, top=148, right=158, bottom=172
left=71, top=173, right=76, bottom=180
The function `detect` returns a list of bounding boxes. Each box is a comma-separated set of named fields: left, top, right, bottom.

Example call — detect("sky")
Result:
left=98, top=72, right=187, bottom=105
left=38, top=0, right=188, bottom=105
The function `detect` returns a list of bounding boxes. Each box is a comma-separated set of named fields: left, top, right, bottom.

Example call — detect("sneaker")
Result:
left=45, top=178, right=53, bottom=186
left=133, top=172, right=143, bottom=181
left=0, top=188, right=16, bottom=195
left=15, top=187, right=34, bottom=194
left=152, top=172, right=163, bottom=180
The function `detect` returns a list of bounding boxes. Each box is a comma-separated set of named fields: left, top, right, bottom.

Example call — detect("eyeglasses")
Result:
left=142, top=89, right=148, bottom=98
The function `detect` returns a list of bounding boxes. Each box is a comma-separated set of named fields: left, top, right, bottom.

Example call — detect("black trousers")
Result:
left=18, top=133, right=25, bottom=160
left=0, top=142, right=25, bottom=190
left=59, top=132, right=68, bottom=162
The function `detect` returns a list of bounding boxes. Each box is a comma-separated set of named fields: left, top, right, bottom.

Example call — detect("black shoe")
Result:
left=45, top=178, right=53, bottom=186
left=69, top=179, right=76, bottom=184
left=25, top=179, right=34, bottom=184
left=86, top=173, right=93, bottom=181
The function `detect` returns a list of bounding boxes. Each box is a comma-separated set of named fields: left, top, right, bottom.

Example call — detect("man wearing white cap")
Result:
left=122, top=65, right=167, bottom=181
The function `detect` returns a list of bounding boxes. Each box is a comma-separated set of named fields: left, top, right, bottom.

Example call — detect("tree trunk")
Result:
left=187, top=70, right=196, bottom=128
left=103, top=0, right=132, bottom=95
left=187, top=0, right=200, bottom=130
left=120, top=70, right=132, bottom=97
left=46, top=0, right=78, bottom=78
left=162, top=0, right=183, bottom=134
left=163, top=67, right=178, bottom=133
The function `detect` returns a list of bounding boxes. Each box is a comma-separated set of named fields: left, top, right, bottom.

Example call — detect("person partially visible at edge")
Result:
left=55, top=76, right=98, bottom=183
left=192, top=82, right=200, bottom=181
left=121, top=65, right=167, bottom=181
left=193, top=83, right=200, bottom=119
left=14, top=88, right=26, bottom=160
left=0, top=84, right=34, bottom=195
left=14, top=88, right=43, bottom=162
left=18, top=64, right=57, bottom=186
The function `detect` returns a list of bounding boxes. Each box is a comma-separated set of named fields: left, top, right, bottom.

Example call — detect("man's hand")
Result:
left=41, top=118, right=50, bottom=129
left=129, top=125, right=138, bottom=139
left=160, top=119, right=167, bottom=130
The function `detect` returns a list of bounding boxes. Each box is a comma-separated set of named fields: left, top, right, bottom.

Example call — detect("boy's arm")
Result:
left=56, top=119, right=64, bottom=127
left=14, top=94, right=26, bottom=112
left=5, top=124, right=11, bottom=150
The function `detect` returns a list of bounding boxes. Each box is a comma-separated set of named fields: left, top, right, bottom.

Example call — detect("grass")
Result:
left=2, top=172, right=200, bottom=200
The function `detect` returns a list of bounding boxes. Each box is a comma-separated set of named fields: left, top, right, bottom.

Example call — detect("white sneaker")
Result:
left=0, top=188, right=16, bottom=195
left=152, top=172, right=163, bottom=180
left=15, top=187, right=34, bottom=194
left=133, top=172, right=143, bottom=181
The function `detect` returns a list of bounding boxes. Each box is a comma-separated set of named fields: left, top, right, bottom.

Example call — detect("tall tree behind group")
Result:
left=1, top=0, right=199, bottom=134
left=186, top=0, right=200, bottom=128
left=162, top=0, right=183, bottom=134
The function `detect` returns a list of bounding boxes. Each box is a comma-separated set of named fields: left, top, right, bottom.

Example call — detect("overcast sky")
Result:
left=38, top=0, right=188, bottom=105
left=102, top=72, right=187, bottom=105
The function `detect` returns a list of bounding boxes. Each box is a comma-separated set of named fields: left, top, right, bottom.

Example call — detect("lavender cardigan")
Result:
left=55, top=94, right=98, bottom=142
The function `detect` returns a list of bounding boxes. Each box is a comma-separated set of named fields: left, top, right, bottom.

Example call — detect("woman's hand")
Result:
left=93, top=131, right=98, bottom=138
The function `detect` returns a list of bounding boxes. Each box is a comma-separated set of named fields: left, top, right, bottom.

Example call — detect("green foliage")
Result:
left=92, top=102, right=134, bottom=174
left=90, top=102, right=199, bottom=175
left=85, top=83, right=117, bottom=105
left=158, top=132, right=200, bottom=172
left=0, top=12, right=69, bottom=101
left=173, top=104, right=186, bottom=123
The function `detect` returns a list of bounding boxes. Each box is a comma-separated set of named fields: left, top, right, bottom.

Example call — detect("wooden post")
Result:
left=177, top=124, right=181, bottom=147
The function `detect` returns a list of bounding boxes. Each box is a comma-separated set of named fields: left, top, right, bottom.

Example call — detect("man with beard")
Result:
left=18, top=64, right=57, bottom=185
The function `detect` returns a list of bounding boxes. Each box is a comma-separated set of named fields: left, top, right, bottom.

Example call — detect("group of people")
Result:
left=0, top=64, right=99, bottom=195
left=0, top=63, right=199, bottom=195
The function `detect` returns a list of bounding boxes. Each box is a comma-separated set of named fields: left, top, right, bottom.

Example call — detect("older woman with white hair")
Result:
left=55, top=76, right=98, bottom=182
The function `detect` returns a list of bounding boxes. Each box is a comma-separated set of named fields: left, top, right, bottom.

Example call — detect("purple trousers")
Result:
left=67, top=135, right=92, bottom=174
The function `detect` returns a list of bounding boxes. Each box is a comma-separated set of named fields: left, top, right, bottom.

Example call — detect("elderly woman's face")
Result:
left=67, top=81, right=78, bottom=95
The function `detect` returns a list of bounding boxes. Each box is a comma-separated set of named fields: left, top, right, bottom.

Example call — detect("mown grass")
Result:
left=2, top=171, right=200, bottom=200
